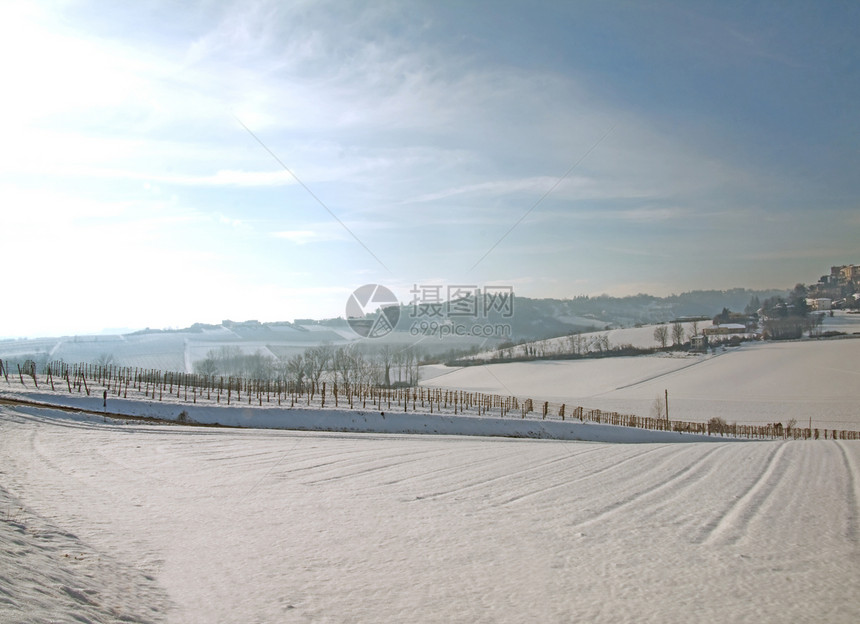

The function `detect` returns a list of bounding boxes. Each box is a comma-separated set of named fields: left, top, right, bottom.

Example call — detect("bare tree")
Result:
left=401, top=347, right=423, bottom=386
left=332, top=345, right=360, bottom=393
left=653, top=325, right=669, bottom=348
left=672, top=322, right=685, bottom=347
left=807, top=313, right=824, bottom=337
left=376, top=344, right=394, bottom=387
left=285, top=353, right=308, bottom=388
left=688, top=320, right=699, bottom=341
left=304, top=344, right=333, bottom=385
left=391, top=348, right=405, bottom=384
left=354, top=349, right=376, bottom=386
left=599, top=334, right=610, bottom=352
left=94, top=353, right=115, bottom=367
left=213, top=346, right=244, bottom=376
left=589, top=333, right=610, bottom=353
left=651, top=394, right=666, bottom=420
left=194, top=357, right=218, bottom=376
left=245, top=350, right=275, bottom=379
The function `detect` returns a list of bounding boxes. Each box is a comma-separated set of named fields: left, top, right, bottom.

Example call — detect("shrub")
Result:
left=708, top=416, right=728, bottom=434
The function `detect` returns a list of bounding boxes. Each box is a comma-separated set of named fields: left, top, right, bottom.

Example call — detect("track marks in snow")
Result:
left=494, top=445, right=667, bottom=507
left=408, top=446, right=605, bottom=503
left=567, top=445, right=724, bottom=530
left=609, top=352, right=723, bottom=391
left=301, top=447, right=445, bottom=485
left=836, top=442, right=860, bottom=546
left=4, top=406, right=860, bottom=624
left=0, top=485, right=170, bottom=623
left=696, top=442, right=787, bottom=546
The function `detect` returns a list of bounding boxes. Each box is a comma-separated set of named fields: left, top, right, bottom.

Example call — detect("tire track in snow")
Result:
left=836, top=441, right=860, bottom=547
left=495, top=445, right=669, bottom=507
left=608, top=351, right=725, bottom=391
left=344, top=450, right=530, bottom=494
left=234, top=444, right=382, bottom=477
left=696, top=442, right=787, bottom=546
left=272, top=451, right=380, bottom=476
left=366, top=449, right=515, bottom=489
left=456, top=446, right=610, bottom=505
left=302, top=447, right=445, bottom=485
left=567, top=445, right=723, bottom=531
left=410, top=448, right=608, bottom=502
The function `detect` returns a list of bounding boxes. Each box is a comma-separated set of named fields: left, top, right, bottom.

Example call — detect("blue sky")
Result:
left=1, top=1, right=858, bottom=337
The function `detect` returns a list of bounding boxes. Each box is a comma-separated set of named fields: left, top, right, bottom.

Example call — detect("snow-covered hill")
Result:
left=423, top=334, right=860, bottom=431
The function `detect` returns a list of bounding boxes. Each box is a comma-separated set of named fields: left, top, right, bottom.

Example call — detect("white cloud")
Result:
left=272, top=229, right=345, bottom=245
left=166, top=169, right=296, bottom=187
left=0, top=1, right=855, bottom=337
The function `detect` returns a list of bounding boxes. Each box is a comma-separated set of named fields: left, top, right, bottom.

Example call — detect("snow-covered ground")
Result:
left=2, top=318, right=858, bottom=622
left=423, top=337, right=860, bottom=431
left=1, top=406, right=858, bottom=623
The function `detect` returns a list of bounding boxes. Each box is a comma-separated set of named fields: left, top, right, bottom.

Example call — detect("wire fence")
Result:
left=1, top=358, right=857, bottom=441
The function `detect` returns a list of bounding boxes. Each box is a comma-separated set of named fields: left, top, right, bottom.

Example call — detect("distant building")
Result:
left=703, top=323, right=747, bottom=336
left=806, top=298, right=832, bottom=311
left=690, top=335, right=708, bottom=352
left=831, top=264, right=860, bottom=285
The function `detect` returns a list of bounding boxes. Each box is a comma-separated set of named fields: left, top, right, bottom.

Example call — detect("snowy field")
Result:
left=2, top=321, right=859, bottom=622
left=423, top=337, right=860, bottom=431
left=1, top=405, right=858, bottom=623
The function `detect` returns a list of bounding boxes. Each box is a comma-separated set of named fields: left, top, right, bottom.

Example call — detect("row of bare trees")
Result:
left=490, top=320, right=707, bottom=363
left=653, top=320, right=699, bottom=348
left=494, top=332, right=614, bottom=360
left=193, top=343, right=424, bottom=390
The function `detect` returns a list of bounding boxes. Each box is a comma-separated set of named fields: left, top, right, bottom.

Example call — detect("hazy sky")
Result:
left=1, top=1, right=858, bottom=337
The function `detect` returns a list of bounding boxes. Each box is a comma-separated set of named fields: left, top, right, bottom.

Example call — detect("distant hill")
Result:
left=0, top=288, right=788, bottom=371
left=394, top=288, right=787, bottom=341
